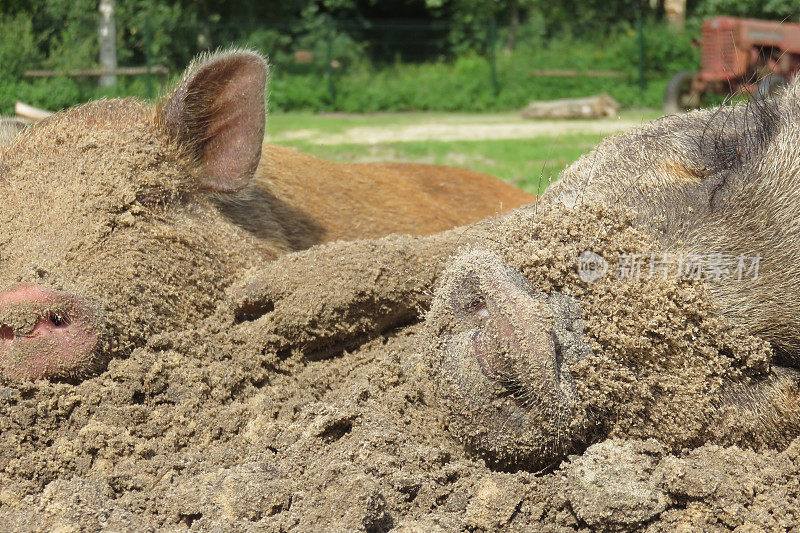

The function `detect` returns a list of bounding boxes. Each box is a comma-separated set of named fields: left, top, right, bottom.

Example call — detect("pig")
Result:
left=425, top=90, right=800, bottom=468
left=0, top=49, right=534, bottom=382
left=234, top=87, right=800, bottom=469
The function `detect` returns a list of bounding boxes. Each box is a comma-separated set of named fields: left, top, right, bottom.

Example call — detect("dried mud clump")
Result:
left=1, top=308, right=800, bottom=530
left=425, top=200, right=781, bottom=470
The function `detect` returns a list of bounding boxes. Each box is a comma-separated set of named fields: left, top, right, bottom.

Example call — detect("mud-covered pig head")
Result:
left=425, top=248, right=800, bottom=471
left=419, top=87, right=800, bottom=470
left=0, top=50, right=269, bottom=382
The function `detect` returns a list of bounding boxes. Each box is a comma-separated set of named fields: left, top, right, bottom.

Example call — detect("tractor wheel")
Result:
left=755, top=74, right=788, bottom=100
left=663, top=71, right=701, bottom=114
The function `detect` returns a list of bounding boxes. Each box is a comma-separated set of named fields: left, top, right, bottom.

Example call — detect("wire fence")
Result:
left=11, top=14, right=660, bottom=112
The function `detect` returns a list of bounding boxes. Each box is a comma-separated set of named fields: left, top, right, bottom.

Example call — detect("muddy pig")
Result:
left=0, top=49, right=533, bottom=382
left=425, top=90, right=800, bottom=469
left=236, top=86, right=800, bottom=469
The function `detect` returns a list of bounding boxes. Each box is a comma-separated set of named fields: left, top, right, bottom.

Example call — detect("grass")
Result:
left=267, top=109, right=661, bottom=194
left=270, top=136, right=600, bottom=193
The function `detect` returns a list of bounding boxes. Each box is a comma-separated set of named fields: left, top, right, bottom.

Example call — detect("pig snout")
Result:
left=425, top=250, right=589, bottom=469
left=0, top=284, right=101, bottom=381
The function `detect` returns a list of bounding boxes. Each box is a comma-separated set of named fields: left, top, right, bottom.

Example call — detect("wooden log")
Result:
left=520, top=93, right=621, bottom=120
left=23, top=65, right=168, bottom=78
left=15, top=102, right=53, bottom=122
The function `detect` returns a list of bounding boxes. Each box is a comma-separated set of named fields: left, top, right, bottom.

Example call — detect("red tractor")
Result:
left=664, top=16, right=800, bottom=114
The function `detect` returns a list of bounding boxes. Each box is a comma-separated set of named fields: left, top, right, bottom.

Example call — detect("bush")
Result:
left=264, top=22, right=694, bottom=113
left=263, top=21, right=697, bottom=112
left=0, top=20, right=697, bottom=115
left=605, top=21, right=698, bottom=76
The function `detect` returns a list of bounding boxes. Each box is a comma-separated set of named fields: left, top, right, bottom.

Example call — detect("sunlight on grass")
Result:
left=277, top=137, right=606, bottom=194
left=268, top=110, right=660, bottom=194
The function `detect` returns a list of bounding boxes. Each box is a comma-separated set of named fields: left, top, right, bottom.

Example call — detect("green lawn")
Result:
left=267, top=110, right=661, bottom=194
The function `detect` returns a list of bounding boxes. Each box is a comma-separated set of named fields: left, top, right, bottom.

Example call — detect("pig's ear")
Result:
left=157, top=50, right=267, bottom=192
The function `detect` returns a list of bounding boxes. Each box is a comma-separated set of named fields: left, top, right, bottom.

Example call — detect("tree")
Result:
left=692, top=0, right=800, bottom=21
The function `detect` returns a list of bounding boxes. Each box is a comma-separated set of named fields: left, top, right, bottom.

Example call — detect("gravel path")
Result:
left=269, top=117, right=646, bottom=145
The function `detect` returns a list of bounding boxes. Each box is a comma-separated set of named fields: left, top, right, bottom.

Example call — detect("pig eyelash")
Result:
left=134, top=189, right=165, bottom=208
left=496, top=376, right=526, bottom=401
left=463, top=298, right=487, bottom=317
left=134, top=187, right=187, bottom=209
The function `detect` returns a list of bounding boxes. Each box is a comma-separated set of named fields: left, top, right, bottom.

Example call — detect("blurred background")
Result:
left=1, top=0, right=799, bottom=191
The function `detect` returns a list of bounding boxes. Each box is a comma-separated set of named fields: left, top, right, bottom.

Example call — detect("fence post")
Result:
left=326, top=18, right=337, bottom=109
left=144, top=14, right=154, bottom=99
left=489, top=17, right=500, bottom=96
left=634, top=2, right=647, bottom=99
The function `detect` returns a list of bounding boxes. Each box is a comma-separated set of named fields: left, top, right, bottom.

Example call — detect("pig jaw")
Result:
left=0, top=284, right=102, bottom=382
left=425, top=251, right=589, bottom=469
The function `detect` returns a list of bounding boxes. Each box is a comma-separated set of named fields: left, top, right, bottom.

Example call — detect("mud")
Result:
left=1, top=323, right=798, bottom=531
left=2, top=198, right=799, bottom=531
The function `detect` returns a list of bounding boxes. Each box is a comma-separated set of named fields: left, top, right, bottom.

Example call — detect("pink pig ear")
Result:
left=158, top=50, right=267, bottom=192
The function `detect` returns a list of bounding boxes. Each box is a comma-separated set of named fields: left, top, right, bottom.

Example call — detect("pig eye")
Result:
left=465, top=298, right=488, bottom=318
left=135, top=188, right=168, bottom=207
left=135, top=187, right=188, bottom=210
left=474, top=345, right=526, bottom=402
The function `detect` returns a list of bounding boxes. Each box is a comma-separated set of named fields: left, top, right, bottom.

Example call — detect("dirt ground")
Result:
left=2, top=201, right=799, bottom=532
left=2, top=320, right=798, bottom=531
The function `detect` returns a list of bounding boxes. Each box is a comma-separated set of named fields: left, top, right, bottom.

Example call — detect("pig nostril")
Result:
left=0, top=284, right=101, bottom=380
left=49, top=314, right=70, bottom=328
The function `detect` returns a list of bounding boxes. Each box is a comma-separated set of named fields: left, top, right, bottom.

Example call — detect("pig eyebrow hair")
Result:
left=700, top=94, right=780, bottom=172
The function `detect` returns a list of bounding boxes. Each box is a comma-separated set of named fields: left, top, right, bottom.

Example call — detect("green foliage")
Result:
left=604, top=21, right=698, bottom=75
left=0, top=16, right=692, bottom=115
left=0, top=0, right=792, bottom=115
left=0, top=13, right=41, bottom=77
left=266, top=22, right=693, bottom=113
left=270, top=73, right=330, bottom=110
left=694, top=0, right=800, bottom=20
left=24, top=78, right=83, bottom=110
left=37, top=0, right=97, bottom=70
left=119, top=1, right=201, bottom=70
left=241, top=28, right=295, bottom=65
